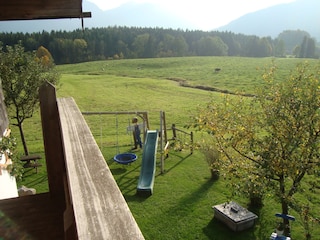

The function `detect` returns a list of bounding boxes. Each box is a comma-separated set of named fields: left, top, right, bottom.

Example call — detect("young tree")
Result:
left=0, top=42, right=59, bottom=155
left=274, top=39, right=286, bottom=57
left=36, top=45, right=54, bottom=68
left=299, top=36, right=316, bottom=59
left=196, top=61, right=320, bottom=236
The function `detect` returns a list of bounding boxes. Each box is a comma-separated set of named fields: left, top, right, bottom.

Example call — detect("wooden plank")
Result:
left=39, top=82, right=66, bottom=203
left=57, top=97, right=144, bottom=240
left=0, top=193, right=64, bottom=239
left=0, top=0, right=91, bottom=20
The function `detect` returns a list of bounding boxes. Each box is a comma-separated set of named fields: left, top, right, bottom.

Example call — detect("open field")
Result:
left=14, top=56, right=320, bottom=239
left=57, top=56, right=313, bottom=94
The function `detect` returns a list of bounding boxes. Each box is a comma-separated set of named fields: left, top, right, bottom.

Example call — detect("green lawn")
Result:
left=13, top=56, right=320, bottom=239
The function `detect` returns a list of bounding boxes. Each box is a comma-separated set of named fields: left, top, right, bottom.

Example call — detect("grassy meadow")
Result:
left=13, top=56, right=320, bottom=239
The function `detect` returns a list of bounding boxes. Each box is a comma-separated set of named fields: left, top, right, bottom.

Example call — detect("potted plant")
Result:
left=244, top=176, right=265, bottom=207
left=201, top=143, right=220, bottom=180
left=276, top=222, right=285, bottom=236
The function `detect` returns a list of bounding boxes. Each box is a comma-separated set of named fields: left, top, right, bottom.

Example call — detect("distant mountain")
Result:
left=83, top=2, right=197, bottom=30
left=217, top=0, right=320, bottom=41
left=0, top=1, right=197, bottom=33
left=0, top=0, right=319, bottom=42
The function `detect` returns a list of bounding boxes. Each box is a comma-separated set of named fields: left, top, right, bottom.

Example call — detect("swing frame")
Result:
left=82, top=111, right=149, bottom=161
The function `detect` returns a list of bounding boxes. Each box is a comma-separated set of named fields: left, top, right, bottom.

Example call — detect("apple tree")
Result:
left=196, top=61, right=320, bottom=236
left=0, top=42, right=59, bottom=156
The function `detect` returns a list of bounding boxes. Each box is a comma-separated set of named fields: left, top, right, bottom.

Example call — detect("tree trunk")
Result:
left=280, top=175, right=290, bottom=237
left=18, top=121, right=29, bottom=156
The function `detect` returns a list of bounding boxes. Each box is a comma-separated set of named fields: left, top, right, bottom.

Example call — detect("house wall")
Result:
left=0, top=81, right=9, bottom=135
left=0, top=82, right=18, bottom=200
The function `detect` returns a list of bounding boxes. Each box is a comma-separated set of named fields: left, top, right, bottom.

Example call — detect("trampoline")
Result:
left=114, top=153, right=138, bottom=165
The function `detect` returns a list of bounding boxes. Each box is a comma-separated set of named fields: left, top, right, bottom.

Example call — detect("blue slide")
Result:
left=137, top=130, right=158, bottom=196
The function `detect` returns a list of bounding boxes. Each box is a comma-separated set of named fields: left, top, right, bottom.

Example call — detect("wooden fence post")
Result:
left=39, top=82, right=66, bottom=203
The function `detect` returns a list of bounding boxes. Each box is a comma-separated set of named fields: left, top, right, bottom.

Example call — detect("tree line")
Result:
left=0, top=27, right=318, bottom=64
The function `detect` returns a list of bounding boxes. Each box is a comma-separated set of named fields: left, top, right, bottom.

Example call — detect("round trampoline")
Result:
left=114, top=153, right=138, bottom=165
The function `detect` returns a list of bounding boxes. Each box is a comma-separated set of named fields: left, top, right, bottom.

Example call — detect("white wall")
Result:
left=0, top=132, right=18, bottom=200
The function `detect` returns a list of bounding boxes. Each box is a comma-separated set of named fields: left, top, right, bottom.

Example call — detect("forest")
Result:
left=0, top=27, right=318, bottom=64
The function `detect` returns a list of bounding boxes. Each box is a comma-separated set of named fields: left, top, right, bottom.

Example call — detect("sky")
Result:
left=87, top=0, right=297, bottom=30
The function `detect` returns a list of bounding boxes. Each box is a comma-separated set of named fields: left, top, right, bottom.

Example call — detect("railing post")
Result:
left=39, top=82, right=66, bottom=202
left=172, top=124, right=176, bottom=139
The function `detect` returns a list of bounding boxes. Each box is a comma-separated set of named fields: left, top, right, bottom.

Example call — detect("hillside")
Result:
left=217, top=0, right=320, bottom=40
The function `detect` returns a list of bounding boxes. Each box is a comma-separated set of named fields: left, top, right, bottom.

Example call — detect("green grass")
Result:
left=11, top=56, right=320, bottom=239
left=57, top=56, right=314, bottom=94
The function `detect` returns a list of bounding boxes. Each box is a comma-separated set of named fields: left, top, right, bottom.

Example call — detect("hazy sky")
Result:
left=87, top=0, right=296, bottom=30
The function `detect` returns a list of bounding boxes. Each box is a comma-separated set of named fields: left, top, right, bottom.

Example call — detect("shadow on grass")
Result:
left=111, top=167, right=128, bottom=175
left=20, top=174, right=47, bottom=188
left=124, top=193, right=149, bottom=203
left=110, top=161, right=141, bottom=195
left=161, top=177, right=258, bottom=239
left=249, top=201, right=276, bottom=239
left=160, top=177, right=216, bottom=218
left=203, top=217, right=256, bottom=240
left=157, top=152, right=192, bottom=176
left=118, top=175, right=140, bottom=196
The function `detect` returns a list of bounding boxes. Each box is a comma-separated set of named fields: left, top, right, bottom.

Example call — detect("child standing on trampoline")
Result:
left=132, top=117, right=142, bottom=149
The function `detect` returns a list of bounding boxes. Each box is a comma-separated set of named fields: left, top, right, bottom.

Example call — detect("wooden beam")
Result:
left=57, top=97, right=144, bottom=239
left=0, top=193, right=65, bottom=239
left=39, top=82, right=67, bottom=203
left=0, top=0, right=91, bottom=20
